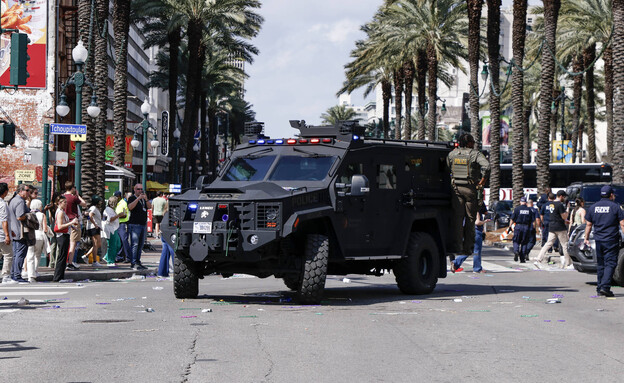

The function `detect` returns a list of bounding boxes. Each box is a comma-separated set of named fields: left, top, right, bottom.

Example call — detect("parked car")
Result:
left=568, top=223, right=624, bottom=285
left=489, top=200, right=513, bottom=230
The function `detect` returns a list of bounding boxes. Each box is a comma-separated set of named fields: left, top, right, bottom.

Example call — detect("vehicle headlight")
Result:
left=266, top=208, right=278, bottom=221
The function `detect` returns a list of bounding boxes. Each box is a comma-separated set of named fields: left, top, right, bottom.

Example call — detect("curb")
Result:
left=35, top=267, right=153, bottom=282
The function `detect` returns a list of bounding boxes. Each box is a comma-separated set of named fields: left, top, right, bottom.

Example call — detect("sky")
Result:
left=245, top=0, right=524, bottom=139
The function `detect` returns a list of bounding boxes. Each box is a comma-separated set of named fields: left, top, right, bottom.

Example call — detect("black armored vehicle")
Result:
left=162, top=121, right=456, bottom=303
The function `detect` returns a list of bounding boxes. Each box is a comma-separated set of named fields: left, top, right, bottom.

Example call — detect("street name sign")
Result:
left=50, top=123, right=87, bottom=135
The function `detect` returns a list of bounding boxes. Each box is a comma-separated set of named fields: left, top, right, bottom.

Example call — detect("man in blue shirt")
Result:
left=510, top=197, right=535, bottom=263
left=584, top=185, right=624, bottom=297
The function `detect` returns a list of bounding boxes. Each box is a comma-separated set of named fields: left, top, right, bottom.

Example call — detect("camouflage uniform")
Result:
left=447, top=147, right=490, bottom=255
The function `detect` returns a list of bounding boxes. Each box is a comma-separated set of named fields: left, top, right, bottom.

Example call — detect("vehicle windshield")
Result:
left=581, top=186, right=624, bottom=204
left=268, top=156, right=337, bottom=181
left=495, top=200, right=513, bottom=212
left=222, top=156, right=276, bottom=181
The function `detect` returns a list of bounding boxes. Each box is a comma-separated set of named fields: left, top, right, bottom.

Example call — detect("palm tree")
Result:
left=511, top=0, right=528, bottom=207
left=381, top=0, right=468, bottom=140
left=486, top=0, right=502, bottom=206
left=613, top=0, right=624, bottom=183
left=467, top=0, right=484, bottom=147
left=78, top=0, right=96, bottom=198
left=320, top=105, right=358, bottom=125
left=133, top=0, right=184, bottom=180
left=558, top=0, right=613, bottom=160
left=536, top=0, right=561, bottom=195
left=112, top=0, right=131, bottom=168
left=402, top=60, right=415, bottom=139
left=163, top=0, right=262, bottom=181
left=95, top=0, right=109, bottom=199
left=584, top=44, right=597, bottom=162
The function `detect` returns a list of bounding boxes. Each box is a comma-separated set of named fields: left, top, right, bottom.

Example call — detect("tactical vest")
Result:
left=451, top=148, right=471, bottom=184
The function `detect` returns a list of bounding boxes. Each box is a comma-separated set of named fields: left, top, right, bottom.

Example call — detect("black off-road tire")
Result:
left=297, top=234, right=329, bottom=304
left=394, top=232, right=440, bottom=294
left=612, top=250, right=624, bottom=286
left=283, top=276, right=300, bottom=291
left=174, top=255, right=199, bottom=299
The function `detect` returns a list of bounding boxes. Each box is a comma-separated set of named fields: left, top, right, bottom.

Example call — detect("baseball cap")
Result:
left=601, top=185, right=615, bottom=197
left=114, top=191, right=122, bottom=197
left=520, top=197, right=527, bottom=202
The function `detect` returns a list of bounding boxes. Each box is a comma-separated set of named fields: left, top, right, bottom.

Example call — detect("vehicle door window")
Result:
left=339, top=163, right=364, bottom=184
left=377, top=164, right=396, bottom=189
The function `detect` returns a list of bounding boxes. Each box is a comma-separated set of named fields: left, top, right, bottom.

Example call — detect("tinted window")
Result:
left=223, top=156, right=276, bottom=181
left=377, top=164, right=396, bottom=189
left=268, top=156, right=336, bottom=181
left=339, top=163, right=364, bottom=184
left=495, top=200, right=513, bottom=212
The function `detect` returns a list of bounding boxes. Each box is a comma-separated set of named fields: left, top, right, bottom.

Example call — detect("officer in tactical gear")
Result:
left=447, top=133, right=490, bottom=266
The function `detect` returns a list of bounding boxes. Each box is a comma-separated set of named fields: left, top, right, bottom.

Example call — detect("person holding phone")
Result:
left=127, top=184, right=152, bottom=270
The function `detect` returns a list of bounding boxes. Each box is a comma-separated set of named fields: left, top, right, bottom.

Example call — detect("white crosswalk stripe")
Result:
left=0, top=285, right=85, bottom=310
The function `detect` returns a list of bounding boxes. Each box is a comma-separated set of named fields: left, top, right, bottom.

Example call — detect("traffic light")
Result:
left=0, top=121, right=16, bottom=146
left=10, top=33, right=30, bottom=86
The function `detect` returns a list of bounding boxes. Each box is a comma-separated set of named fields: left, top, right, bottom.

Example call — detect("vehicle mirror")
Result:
left=349, top=175, right=369, bottom=196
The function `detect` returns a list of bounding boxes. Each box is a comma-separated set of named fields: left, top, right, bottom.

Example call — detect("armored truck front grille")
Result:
left=257, top=203, right=280, bottom=230
left=230, top=203, right=254, bottom=230
left=169, top=205, right=181, bottom=226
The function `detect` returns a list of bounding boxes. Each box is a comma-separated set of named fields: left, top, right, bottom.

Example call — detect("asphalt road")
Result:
left=1, top=246, right=622, bottom=383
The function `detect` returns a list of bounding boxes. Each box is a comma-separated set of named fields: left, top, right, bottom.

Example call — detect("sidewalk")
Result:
left=35, top=239, right=166, bottom=282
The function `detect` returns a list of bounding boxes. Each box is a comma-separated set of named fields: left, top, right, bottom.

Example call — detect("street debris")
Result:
left=546, top=298, right=561, bottom=304
left=201, top=309, right=212, bottom=313
left=453, top=298, right=463, bottom=303
left=521, top=314, right=538, bottom=317
left=342, top=278, right=351, bottom=283
left=145, top=308, right=155, bottom=312
left=17, top=297, right=29, bottom=306
left=152, top=286, right=164, bottom=290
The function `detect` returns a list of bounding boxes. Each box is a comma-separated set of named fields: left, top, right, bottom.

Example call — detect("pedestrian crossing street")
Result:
left=0, top=284, right=86, bottom=313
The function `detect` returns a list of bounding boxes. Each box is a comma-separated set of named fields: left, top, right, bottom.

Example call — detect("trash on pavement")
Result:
left=342, top=278, right=351, bottom=283
left=145, top=308, right=155, bottom=312
left=129, top=274, right=145, bottom=280
left=152, top=286, right=164, bottom=290
left=17, top=297, right=29, bottom=306
left=453, top=298, right=463, bottom=303
left=201, top=309, right=212, bottom=313
left=546, top=298, right=561, bottom=304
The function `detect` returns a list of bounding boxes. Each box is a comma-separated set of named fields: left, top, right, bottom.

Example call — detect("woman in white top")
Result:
left=102, top=196, right=122, bottom=266
left=23, top=199, right=50, bottom=282
left=84, top=195, right=103, bottom=267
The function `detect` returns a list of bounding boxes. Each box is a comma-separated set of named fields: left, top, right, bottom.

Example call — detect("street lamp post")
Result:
left=173, top=127, right=181, bottom=184
left=55, top=40, right=101, bottom=193
left=551, top=86, right=575, bottom=141
left=130, top=99, right=159, bottom=193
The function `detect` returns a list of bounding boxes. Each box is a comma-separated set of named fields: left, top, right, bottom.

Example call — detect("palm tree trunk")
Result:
left=181, top=18, right=203, bottom=188
left=614, top=0, right=624, bottom=183
left=523, top=106, right=531, bottom=163
left=79, top=0, right=95, bottom=199
left=571, top=56, right=583, bottom=163
left=468, top=0, right=484, bottom=148
left=208, top=107, right=218, bottom=182
left=167, top=26, right=181, bottom=180
left=426, top=42, right=438, bottom=140
left=584, top=44, right=597, bottom=163
left=393, top=69, right=404, bottom=140
left=537, top=0, right=561, bottom=194
left=200, top=92, right=207, bottom=173
left=416, top=51, right=427, bottom=140
left=605, top=46, right=614, bottom=160
left=402, top=60, right=415, bottom=140
left=113, top=0, right=131, bottom=169
left=550, top=100, right=558, bottom=143
left=578, top=122, right=584, bottom=163
left=511, top=0, right=527, bottom=207
left=95, top=0, right=109, bottom=199
left=382, top=79, right=391, bottom=138
left=487, top=0, right=501, bottom=206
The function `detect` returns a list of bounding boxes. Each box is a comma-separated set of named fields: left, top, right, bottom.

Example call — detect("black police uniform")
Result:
left=511, top=205, right=534, bottom=262
left=527, top=206, right=540, bottom=254
left=585, top=198, right=624, bottom=295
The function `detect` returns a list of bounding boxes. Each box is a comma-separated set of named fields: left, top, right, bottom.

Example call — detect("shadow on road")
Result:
left=0, top=340, right=39, bottom=354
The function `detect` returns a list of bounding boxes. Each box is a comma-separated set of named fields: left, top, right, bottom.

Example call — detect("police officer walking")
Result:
left=510, top=197, right=535, bottom=263
left=447, top=133, right=490, bottom=266
left=584, top=186, right=624, bottom=297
